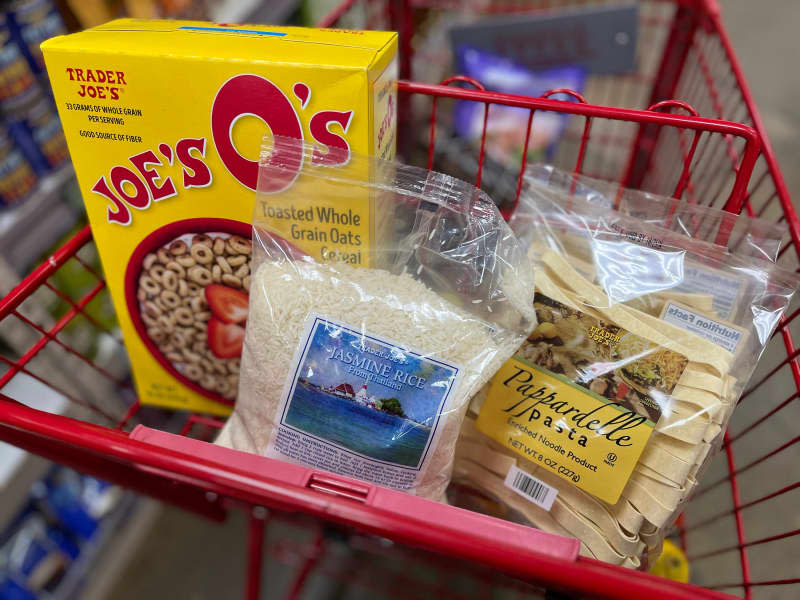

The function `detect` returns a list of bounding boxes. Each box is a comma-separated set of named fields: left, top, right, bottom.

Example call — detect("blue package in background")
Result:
left=0, top=468, right=122, bottom=599
left=32, top=472, right=98, bottom=540
left=453, top=46, right=586, bottom=165
left=0, top=512, right=71, bottom=594
left=7, top=116, right=49, bottom=175
left=0, top=574, right=37, bottom=600
left=0, top=15, right=41, bottom=114
left=0, top=123, right=39, bottom=205
left=6, top=0, right=67, bottom=78
left=78, top=475, right=121, bottom=521
left=6, top=92, right=68, bottom=174
left=32, top=469, right=121, bottom=541
left=45, top=526, right=80, bottom=561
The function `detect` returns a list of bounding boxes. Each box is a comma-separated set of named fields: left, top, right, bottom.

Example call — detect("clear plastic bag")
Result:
left=525, top=164, right=787, bottom=262
left=216, top=136, right=536, bottom=500
left=451, top=185, right=799, bottom=567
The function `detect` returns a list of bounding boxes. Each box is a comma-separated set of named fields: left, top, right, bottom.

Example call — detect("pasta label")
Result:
left=476, top=293, right=688, bottom=503
left=673, top=262, right=745, bottom=319
left=660, top=301, right=747, bottom=355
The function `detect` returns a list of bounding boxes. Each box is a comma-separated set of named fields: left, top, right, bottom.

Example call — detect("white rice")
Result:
left=217, top=259, right=527, bottom=500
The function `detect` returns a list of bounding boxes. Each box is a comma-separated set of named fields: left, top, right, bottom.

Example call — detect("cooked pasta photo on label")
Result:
left=267, top=315, right=459, bottom=489
left=523, top=293, right=688, bottom=422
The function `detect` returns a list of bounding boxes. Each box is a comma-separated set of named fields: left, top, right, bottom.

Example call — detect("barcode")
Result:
left=513, top=471, right=549, bottom=502
left=504, top=465, right=557, bottom=511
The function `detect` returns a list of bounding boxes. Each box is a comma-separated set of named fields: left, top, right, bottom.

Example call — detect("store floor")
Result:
left=105, top=508, right=353, bottom=600
left=106, top=2, right=800, bottom=598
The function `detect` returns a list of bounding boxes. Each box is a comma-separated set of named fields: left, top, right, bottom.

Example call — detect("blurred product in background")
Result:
left=5, top=90, right=68, bottom=172
left=0, top=467, right=124, bottom=599
left=453, top=46, right=586, bottom=165
left=0, top=11, right=40, bottom=113
left=32, top=469, right=121, bottom=541
left=0, top=123, right=38, bottom=205
left=0, top=0, right=68, bottom=210
left=390, top=2, right=645, bottom=213
left=63, top=0, right=211, bottom=28
left=0, top=511, right=72, bottom=595
left=448, top=4, right=638, bottom=76
left=6, top=0, right=68, bottom=79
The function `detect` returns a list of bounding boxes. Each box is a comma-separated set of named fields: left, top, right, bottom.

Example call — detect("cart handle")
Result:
left=398, top=79, right=761, bottom=215
left=0, top=396, right=736, bottom=600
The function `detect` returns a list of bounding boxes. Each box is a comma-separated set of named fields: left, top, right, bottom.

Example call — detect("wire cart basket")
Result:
left=1, top=1, right=798, bottom=598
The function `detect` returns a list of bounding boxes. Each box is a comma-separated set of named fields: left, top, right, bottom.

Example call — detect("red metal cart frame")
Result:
left=0, top=1, right=798, bottom=598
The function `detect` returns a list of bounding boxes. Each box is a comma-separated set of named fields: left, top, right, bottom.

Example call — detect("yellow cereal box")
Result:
left=42, top=20, right=398, bottom=415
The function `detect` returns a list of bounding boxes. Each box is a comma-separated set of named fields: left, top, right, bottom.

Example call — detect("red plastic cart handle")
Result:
left=130, top=425, right=580, bottom=561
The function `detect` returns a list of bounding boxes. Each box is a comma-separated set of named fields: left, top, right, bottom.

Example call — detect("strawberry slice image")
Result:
left=205, top=284, right=249, bottom=324
left=207, top=317, right=245, bottom=358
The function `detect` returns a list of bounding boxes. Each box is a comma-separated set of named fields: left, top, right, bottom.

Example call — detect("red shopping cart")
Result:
left=0, top=1, right=797, bottom=599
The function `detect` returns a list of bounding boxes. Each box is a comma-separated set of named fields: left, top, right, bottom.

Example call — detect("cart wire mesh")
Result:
left=0, top=1, right=797, bottom=599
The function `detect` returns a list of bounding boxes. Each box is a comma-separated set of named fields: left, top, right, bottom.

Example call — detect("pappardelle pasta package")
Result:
left=525, top=164, right=787, bottom=262
left=451, top=183, right=799, bottom=567
left=216, top=136, right=536, bottom=500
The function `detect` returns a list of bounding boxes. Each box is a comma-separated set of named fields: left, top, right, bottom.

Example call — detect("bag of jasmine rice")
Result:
left=216, top=136, right=536, bottom=500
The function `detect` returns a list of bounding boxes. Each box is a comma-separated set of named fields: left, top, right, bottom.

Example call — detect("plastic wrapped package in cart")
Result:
left=217, top=137, right=536, bottom=500
left=450, top=185, right=800, bottom=568
left=524, top=164, right=788, bottom=264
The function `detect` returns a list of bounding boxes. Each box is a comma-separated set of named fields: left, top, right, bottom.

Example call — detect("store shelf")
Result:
left=0, top=164, right=80, bottom=273
left=0, top=446, right=50, bottom=528
left=0, top=374, right=71, bottom=528
left=54, top=496, right=162, bottom=600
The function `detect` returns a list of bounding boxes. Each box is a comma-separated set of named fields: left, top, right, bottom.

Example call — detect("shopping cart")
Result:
left=0, top=1, right=797, bottom=598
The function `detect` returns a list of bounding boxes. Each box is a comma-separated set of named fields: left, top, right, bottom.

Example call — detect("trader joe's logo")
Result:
left=87, top=74, right=355, bottom=226
left=66, top=67, right=127, bottom=100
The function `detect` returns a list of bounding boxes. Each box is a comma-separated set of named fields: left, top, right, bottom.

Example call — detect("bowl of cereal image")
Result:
left=125, top=218, right=303, bottom=406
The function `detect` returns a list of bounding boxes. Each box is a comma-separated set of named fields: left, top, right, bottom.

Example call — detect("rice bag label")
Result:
left=476, top=292, right=689, bottom=503
left=660, top=301, right=746, bottom=355
left=268, top=315, right=460, bottom=490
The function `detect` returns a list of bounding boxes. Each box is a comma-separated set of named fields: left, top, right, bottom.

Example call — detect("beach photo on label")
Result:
left=283, top=319, right=457, bottom=468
